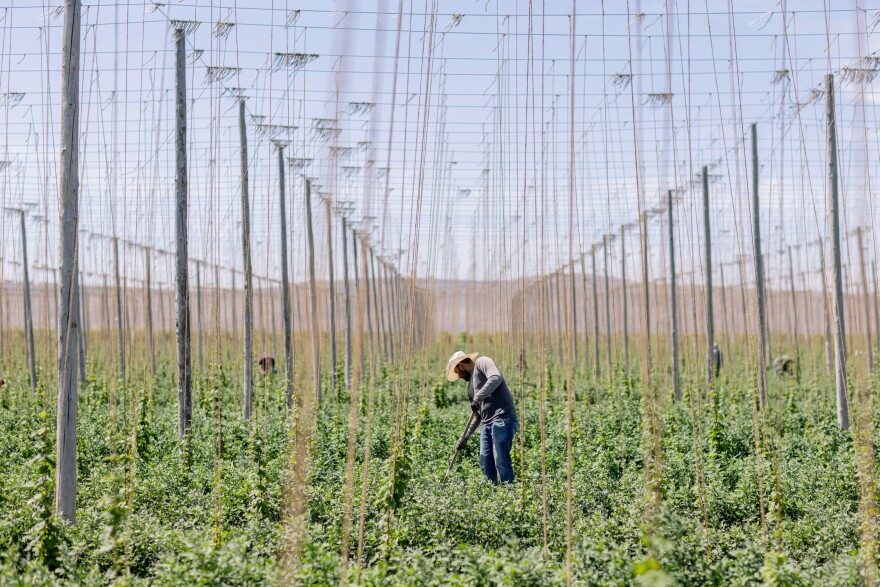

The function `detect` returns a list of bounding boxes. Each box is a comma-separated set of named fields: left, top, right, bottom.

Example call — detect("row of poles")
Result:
left=46, top=3, right=429, bottom=524
left=514, top=76, right=856, bottom=432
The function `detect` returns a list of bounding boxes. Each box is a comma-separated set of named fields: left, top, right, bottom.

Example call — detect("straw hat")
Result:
left=446, top=351, right=480, bottom=382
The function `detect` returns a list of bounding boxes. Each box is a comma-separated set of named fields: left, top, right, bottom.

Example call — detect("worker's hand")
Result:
left=470, top=400, right=480, bottom=414
left=455, top=436, right=467, bottom=452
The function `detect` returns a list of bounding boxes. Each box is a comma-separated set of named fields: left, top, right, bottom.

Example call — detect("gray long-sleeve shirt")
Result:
left=462, top=356, right=517, bottom=440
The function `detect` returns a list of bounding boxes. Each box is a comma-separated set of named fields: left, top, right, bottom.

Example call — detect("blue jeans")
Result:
left=479, top=417, right=518, bottom=484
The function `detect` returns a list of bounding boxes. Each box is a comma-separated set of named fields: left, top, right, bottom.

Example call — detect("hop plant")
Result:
left=24, top=410, right=67, bottom=571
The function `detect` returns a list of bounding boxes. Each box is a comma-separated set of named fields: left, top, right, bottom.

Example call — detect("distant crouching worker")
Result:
left=258, top=353, right=276, bottom=376
left=774, top=355, right=794, bottom=377
left=447, top=351, right=519, bottom=485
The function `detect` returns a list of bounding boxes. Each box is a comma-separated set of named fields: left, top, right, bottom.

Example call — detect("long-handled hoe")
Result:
left=442, top=412, right=475, bottom=486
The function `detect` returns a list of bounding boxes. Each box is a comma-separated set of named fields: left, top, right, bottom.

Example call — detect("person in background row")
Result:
left=258, top=353, right=276, bottom=377
left=774, top=355, right=794, bottom=377
left=713, top=342, right=723, bottom=378
left=447, top=351, right=519, bottom=485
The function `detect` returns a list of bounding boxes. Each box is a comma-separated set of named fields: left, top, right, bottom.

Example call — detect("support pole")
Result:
left=112, top=236, right=125, bottom=383
left=238, top=98, right=254, bottom=420
left=56, top=0, right=81, bottom=524
left=787, top=246, right=801, bottom=371
left=304, top=179, right=321, bottom=405
left=873, top=261, right=880, bottom=367
left=196, top=261, right=203, bottom=372
left=591, top=248, right=601, bottom=381
left=621, top=225, right=629, bottom=377
left=19, top=211, right=37, bottom=394
left=667, top=191, right=680, bottom=402
left=326, top=199, right=338, bottom=391
left=78, top=269, right=87, bottom=383
left=702, top=167, right=714, bottom=391
left=751, top=123, right=769, bottom=408
left=277, top=145, right=293, bottom=409
left=145, top=247, right=156, bottom=377
left=603, top=237, right=612, bottom=376
left=856, top=228, right=873, bottom=371
left=342, top=218, right=352, bottom=391
left=175, top=28, right=192, bottom=435
left=570, top=259, right=578, bottom=367
left=826, top=74, right=849, bottom=429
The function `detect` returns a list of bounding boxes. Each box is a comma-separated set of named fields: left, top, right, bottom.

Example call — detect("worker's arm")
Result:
left=456, top=409, right=481, bottom=450
left=471, top=357, right=504, bottom=403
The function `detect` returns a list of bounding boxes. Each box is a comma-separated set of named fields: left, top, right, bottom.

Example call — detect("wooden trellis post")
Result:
left=56, top=0, right=81, bottom=524
left=603, top=236, right=612, bottom=376
left=238, top=98, right=254, bottom=421
left=621, top=225, right=629, bottom=377
left=855, top=228, right=873, bottom=372
left=751, top=123, right=769, bottom=408
left=277, top=146, right=293, bottom=409
left=325, top=199, right=338, bottom=391
left=826, top=74, right=849, bottom=430
left=17, top=210, right=37, bottom=394
left=145, top=247, right=156, bottom=377
left=591, top=247, right=601, bottom=381
left=112, top=236, right=125, bottom=383
left=341, top=218, right=352, bottom=391
left=701, top=166, right=715, bottom=391
left=787, top=246, right=801, bottom=371
left=305, top=179, right=322, bottom=406
left=667, top=190, right=680, bottom=402
left=175, top=27, right=192, bottom=435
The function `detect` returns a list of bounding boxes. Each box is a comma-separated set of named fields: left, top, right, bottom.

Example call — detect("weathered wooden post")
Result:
left=591, top=247, right=601, bottom=381
left=621, top=225, right=629, bottom=377
left=278, top=146, right=293, bottom=409
left=56, top=0, right=81, bottom=524
left=16, top=210, right=37, bottom=394
left=305, top=179, right=322, bottom=405
left=175, top=27, right=192, bottom=435
left=826, top=74, right=849, bottom=429
left=701, top=166, right=715, bottom=391
left=238, top=98, right=254, bottom=420
left=112, top=236, right=125, bottom=383
left=196, top=261, right=203, bottom=372
left=855, top=228, right=873, bottom=371
left=751, top=123, right=769, bottom=408
left=325, top=198, right=338, bottom=391
left=341, top=218, right=352, bottom=391
left=787, top=246, right=801, bottom=370
left=145, top=247, right=156, bottom=377
left=667, top=190, right=680, bottom=402
left=603, top=236, right=612, bottom=376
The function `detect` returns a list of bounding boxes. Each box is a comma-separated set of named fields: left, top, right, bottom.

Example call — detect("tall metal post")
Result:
left=175, top=28, right=192, bottom=434
left=341, top=218, right=352, bottom=391
left=56, top=0, right=81, bottom=524
left=238, top=98, right=254, bottom=420
left=18, top=211, right=37, bottom=394
left=325, top=199, right=338, bottom=391
left=826, top=74, right=849, bottom=429
left=856, top=228, right=873, bottom=371
left=667, top=191, right=680, bottom=401
left=751, top=123, right=769, bottom=408
left=277, top=145, right=293, bottom=408
left=304, top=179, right=322, bottom=405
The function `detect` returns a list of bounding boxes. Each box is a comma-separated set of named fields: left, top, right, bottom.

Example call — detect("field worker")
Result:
left=446, top=351, right=519, bottom=485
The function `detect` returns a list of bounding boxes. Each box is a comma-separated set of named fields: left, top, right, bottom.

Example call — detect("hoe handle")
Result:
left=442, top=412, right=476, bottom=484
